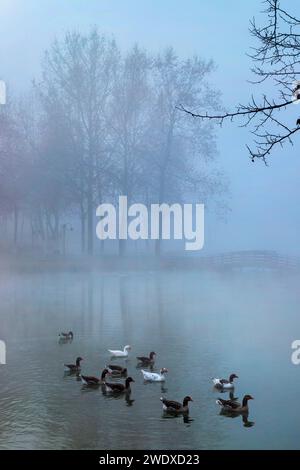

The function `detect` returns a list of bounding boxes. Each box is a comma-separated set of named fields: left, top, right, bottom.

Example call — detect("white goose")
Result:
left=108, top=345, right=131, bottom=358
left=212, top=373, right=238, bottom=389
left=141, top=368, right=168, bottom=382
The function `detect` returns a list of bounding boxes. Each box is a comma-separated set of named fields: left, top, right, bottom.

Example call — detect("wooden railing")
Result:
left=165, top=250, right=300, bottom=270
left=203, top=251, right=300, bottom=270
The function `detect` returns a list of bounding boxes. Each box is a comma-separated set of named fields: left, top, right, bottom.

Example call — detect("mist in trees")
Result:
left=0, top=28, right=227, bottom=257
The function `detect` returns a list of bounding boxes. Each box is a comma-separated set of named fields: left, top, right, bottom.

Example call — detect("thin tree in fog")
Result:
left=0, top=100, right=26, bottom=247
left=16, top=91, right=45, bottom=247
left=16, top=91, right=69, bottom=250
left=108, top=45, right=151, bottom=255
left=39, top=110, right=75, bottom=246
left=181, top=0, right=300, bottom=163
left=148, top=48, right=225, bottom=255
left=39, top=28, right=119, bottom=254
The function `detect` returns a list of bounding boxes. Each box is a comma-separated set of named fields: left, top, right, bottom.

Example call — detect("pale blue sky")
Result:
left=1, top=0, right=300, bottom=253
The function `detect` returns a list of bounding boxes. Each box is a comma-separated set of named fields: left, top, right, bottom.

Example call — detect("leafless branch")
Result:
left=180, top=0, right=300, bottom=163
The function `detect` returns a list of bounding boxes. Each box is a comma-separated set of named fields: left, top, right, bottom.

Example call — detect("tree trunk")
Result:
left=38, top=208, right=45, bottom=242
left=87, top=188, right=93, bottom=255
left=155, top=175, right=165, bottom=257
left=30, top=217, right=35, bottom=248
left=87, top=148, right=94, bottom=255
left=13, top=205, right=18, bottom=247
left=81, top=214, right=86, bottom=253
left=119, top=153, right=129, bottom=257
left=155, top=123, right=173, bottom=257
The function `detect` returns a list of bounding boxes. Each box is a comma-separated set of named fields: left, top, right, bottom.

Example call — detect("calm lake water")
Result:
left=0, top=267, right=299, bottom=450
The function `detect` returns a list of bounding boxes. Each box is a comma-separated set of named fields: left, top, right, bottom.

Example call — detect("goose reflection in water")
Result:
left=141, top=378, right=168, bottom=394
left=213, top=388, right=238, bottom=398
left=101, top=387, right=135, bottom=407
left=59, top=336, right=73, bottom=345
left=125, top=394, right=135, bottom=407
left=59, top=331, right=74, bottom=344
left=63, top=370, right=82, bottom=380
left=162, top=412, right=194, bottom=426
left=219, top=409, right=255, bottom=428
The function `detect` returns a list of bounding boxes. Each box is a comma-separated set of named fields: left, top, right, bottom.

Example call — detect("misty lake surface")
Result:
left=0, top=267, right=300, bottom=450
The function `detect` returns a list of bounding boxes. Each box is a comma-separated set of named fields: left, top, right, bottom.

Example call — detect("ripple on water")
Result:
left=0, top=270, right=300, bottom=449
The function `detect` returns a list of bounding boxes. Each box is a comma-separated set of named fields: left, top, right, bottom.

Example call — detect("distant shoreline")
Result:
left=0, top=253, right=201, bottom=273
left=0, top=251, right=299, bottom=274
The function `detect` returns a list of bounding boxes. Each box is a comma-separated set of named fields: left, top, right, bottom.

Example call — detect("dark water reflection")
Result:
left=0, top=269, right=300, bottom=449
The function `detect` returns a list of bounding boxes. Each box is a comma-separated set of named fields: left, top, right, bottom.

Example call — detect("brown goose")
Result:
left=106, top=364, right=127, bottom=376
left=59, top=331, right=73, bottom=340
left=104, top=377, right=134, bottom=393
left=137, top=351, right=156, bottom=366
left=216, top=394, right=254, bottom=413
left=64, top=356, right=83, bottom=372
left=160, top=396, right=193, bottom=413
left=81, top=368, right=110, bottom=386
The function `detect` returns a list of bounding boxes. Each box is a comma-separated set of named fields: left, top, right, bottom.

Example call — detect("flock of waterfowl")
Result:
left=60, top=331, right=254, bottom=417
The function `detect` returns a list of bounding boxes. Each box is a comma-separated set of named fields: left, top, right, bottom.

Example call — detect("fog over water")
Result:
left=0, top=269, right=299, bottom=450
left=0, top=0, right=300, bottom=451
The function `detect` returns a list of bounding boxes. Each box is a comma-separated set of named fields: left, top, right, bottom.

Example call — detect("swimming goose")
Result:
left=216, top=394, right=254, bottom=413
left=141, top=368, right=168, bottom=382
left=212, top=374, right=238, bottom=389
left=64, top=356, right=83, bottom=372
left=108, top=345, right=131, bottom=357
left=137, top=351, right=156, bottom=366
left=106, top=364, right=127, bottom=376
left=160, top=396, right=193, bottom=413
left=59, top=331, right=74, bottom=340
left=81, top=368, right=110, bottom=386
left=104, top=377, right=135, bottom=393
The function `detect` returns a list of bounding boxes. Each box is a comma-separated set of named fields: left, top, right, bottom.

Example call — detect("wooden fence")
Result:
left=164, top=250, right=300, bottom=271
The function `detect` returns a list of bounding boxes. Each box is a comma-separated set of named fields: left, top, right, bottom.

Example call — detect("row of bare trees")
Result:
left=0, top=28, right=226, bottom=256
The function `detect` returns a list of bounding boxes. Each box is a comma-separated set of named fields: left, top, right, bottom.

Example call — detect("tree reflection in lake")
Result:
left=0, top=269, right=299, bottom=449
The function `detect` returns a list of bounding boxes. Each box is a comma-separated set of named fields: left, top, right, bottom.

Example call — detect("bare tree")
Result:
left=0, top=99, right=26, bottom=247
left=148, top=48, right=225, bottom=255
left=108, top=45, right=151, bottom=255
left=180, top=0, right=300, bottom=164
left=39, top=28, right=119, bottom=254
